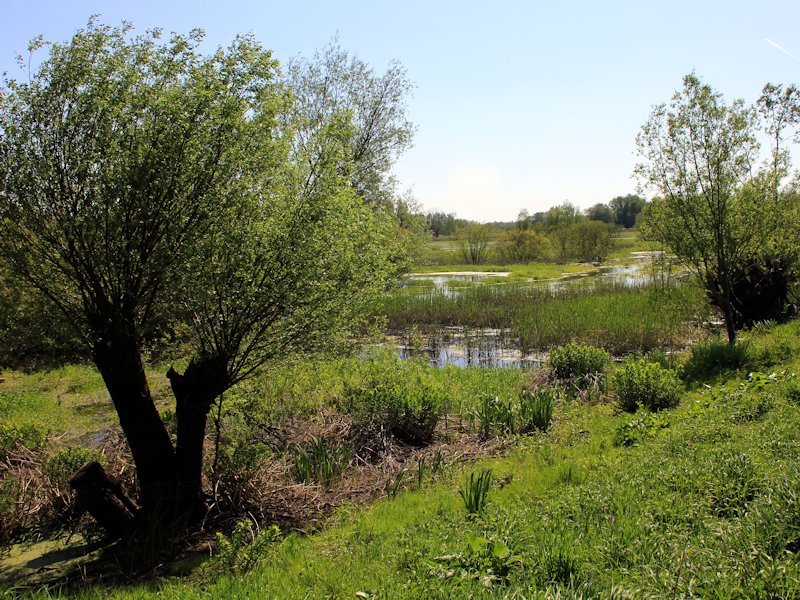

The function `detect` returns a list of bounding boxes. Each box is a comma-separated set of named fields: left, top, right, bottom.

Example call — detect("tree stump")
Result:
left=69, top=461, right=139, bottom=539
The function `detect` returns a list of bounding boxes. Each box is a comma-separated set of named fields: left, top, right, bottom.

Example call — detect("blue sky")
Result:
left=2, top=0, right=799, bottom=221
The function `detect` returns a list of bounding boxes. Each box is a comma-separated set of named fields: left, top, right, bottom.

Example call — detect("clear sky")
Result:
left=2, top=0, right=799, bottom=222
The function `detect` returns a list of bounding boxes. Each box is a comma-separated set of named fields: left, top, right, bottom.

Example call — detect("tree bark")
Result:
left=69, top=461, right=139, bottom=539
left=92, top=332, right=177, bottom=514
left=168, top=354, right=230, bottom=519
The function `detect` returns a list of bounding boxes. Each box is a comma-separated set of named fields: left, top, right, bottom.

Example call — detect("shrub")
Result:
left=494, top=229, right=552, bottom=264
left=342, top=362, right=446, bottom=445
left=681, top=338, right=751, bottom=382
left=549, top=343, right=610, bottom=385
left=612, top=359, right=682, bottom=412
left=203, top=519, right=281, bottom=577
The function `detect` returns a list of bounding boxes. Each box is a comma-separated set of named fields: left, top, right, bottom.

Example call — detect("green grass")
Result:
left=410, top=261, right=594, bottom=280
left=7, top=319, right=800, bottom=598
left=57, top=318, right=800, bottom=599
left=0, top=363, right=176, bottom=444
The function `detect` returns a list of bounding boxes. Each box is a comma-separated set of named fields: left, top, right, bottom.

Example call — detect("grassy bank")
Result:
left=22, top=318, right=796, bottom=598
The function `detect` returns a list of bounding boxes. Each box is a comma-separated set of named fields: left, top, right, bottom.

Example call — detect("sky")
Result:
left=2, top=0, right=800, bottom=222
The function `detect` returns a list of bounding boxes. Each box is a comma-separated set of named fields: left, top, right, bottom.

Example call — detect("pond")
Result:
left=403, top=252, right=665, bottom=295
left=389, top=328, right=546, bottom=369
left=390, top=252, right=679, bottom=369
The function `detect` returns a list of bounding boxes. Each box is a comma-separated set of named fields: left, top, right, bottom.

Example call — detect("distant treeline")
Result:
left=425, top=194, right=646, bottom=237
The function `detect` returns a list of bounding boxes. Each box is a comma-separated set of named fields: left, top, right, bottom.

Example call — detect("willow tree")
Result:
left=0, top=21, right=398, bottom=529
left=636, top=74, right=798, bottom=343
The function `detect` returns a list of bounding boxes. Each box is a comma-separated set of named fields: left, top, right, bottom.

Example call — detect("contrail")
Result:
left=765, top=38, right=800, bottom=63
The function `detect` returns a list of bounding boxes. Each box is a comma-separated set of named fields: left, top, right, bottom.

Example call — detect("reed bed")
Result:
left=381, top=281, right=709, bottom=354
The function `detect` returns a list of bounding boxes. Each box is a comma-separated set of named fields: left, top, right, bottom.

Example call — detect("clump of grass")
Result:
left=472, top=388, right=557, bottom=437
left=291, top=437, right=352, bottom=487
left=612, top=359, right=682, bottom=412
left=473, top=395, right=516, bottom=438
left=459, top=469, right=493, bottom=515
left=681, top=338, right=752, bottom=382
left=202, top=519, right=281, bottom=578
left=517, top=387, right=556, bottom=432
left=706, top=451, right=760, bottom=519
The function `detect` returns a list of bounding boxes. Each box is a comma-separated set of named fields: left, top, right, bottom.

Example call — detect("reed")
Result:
left=382, top=281, right=708, bottom=355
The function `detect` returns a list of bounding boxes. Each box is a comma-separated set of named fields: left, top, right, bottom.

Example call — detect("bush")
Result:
left=549, top=343, right=610, bottom=385
left=612, top=359, right=682, bottom=412
left=342, top=361, right=446, bottom=445
left=494, top=229, right=552, bottom=264
left=203, top=519, right=281, bottom=578
left=681, top=338, right=751, bottom=382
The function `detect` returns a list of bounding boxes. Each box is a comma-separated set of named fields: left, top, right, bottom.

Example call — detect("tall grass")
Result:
left=381, top=281, right=708, bottom=354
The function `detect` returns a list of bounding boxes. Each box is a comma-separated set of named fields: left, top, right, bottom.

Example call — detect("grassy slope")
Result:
left=60, top=319, right=800, bottom=599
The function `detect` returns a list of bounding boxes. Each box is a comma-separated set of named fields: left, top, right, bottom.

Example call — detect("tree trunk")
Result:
left=69, top=461, right=138, bottom=539
left=168, top=354, right=230, bottom=519
left=92, top=333, right=177, bottom=515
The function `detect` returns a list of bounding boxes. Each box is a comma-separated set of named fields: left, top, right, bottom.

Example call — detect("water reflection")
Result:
left=394, top=328, right=545, bottom=369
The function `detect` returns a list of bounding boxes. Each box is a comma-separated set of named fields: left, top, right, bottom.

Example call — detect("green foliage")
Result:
left=682, top=338, right=752, bottom=381
left=0, top=423, right=46, bottom=463
left=517, top=388, right=556, bottom=433
left=45, top=447, right=101, bottom=487
left=636, top=74, right=800, bottom=341
left=472, top=388, right=556, bottom=437
left=384, top=280, right=708, bottom=355
left=384, top=471, right=405, bottom=499
left=0, top=19, right=410, bottom=521
left=553, top=220, right=616, bottom=262
left=205, top=519, right=281, bottom=577
left=705, top=452, right=760, bottom=519
left=459, top=469, right=493, bottom=515
left=212, top=441, right=272, bottom=506
left=432, top=533, right=521, bottom=588
left=612, top=358, right=682, bottom=412
left=0, top=262, right=84, bottom=369
left=291, top=437, right=352, bottom=487
left=66, top=320, right=800, bottom=598
left=609, top=194, right=646, bottom=228
left=494, top=229, right=552, bottom=264
left=613, top=410, right=670, bottom=447
left=456, top=224, right=492, bottom=265
left=342, top=359, right=446, bottom=445
left=585, top=203, right=616, bottom=224
left=473, top=395, right=516, bottom=438
left=548, top=342, right=610, bottom=384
